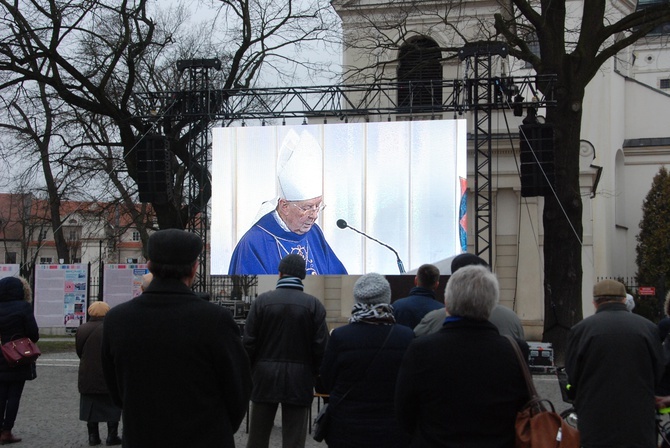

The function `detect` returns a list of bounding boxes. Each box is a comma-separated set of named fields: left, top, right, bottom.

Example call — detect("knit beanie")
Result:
left=353, top=273, right=391, bottom=305
left=278, top=254, right=307, bottom=279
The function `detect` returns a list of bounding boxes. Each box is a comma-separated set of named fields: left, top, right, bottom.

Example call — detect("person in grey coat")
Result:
left=566, top=279, right=664, bottom=448
left=413, top=254, right=524, bottom=339
left=76, top=301, right=121, bottom=446
left=0, top=276, right=39, bottom=445
left=244, top=253, right=329, bottom=448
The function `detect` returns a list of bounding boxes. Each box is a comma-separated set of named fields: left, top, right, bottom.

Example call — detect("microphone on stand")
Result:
left=336, top=219, right=406, bottom=273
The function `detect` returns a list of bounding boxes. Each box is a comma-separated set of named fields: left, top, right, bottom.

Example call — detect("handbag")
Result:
left=312, top=403, right=330, bottom=442
left=506, top=336, right=579, bottom=448
left=1, top=337, right=41, bottom=367
left=312, top=326, right=396, bottom=442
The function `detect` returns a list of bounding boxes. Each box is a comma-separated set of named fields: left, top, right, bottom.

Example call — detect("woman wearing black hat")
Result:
left=0, top=276, right=39, bottom=445
left=319, top=273, right=413, bottom=448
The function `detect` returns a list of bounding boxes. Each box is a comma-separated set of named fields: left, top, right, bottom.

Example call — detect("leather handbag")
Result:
left=1, top=337, right=41, bottom=367
left=506, top=336, right=579, bottom=448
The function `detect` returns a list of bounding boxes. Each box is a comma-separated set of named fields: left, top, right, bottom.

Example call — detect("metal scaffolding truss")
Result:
left=141, top=55, right=556, bottom=277
left=135, top=76, right=555, bottom=122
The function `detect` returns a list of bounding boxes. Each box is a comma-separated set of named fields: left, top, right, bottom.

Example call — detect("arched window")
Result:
left=397, top=37, right=443, bottom=110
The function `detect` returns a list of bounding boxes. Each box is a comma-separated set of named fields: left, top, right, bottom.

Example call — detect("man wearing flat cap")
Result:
left=243, top=253, right=329, bottom=448
left=228, top=129, right=347, bottom=275
left=101, top=229, right=252, bottom=448
left=566, top=279, right=664, bottom=448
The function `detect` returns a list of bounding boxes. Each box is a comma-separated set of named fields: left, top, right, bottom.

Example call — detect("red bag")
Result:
left=1, top=337, right=41, bottom=367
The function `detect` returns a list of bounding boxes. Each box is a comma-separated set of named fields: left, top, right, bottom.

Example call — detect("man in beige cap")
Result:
left=565, top=279, right=664, bottom=448
left=228, top=129, right=347, bottom=275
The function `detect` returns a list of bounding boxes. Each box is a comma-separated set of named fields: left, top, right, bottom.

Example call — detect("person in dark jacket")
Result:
left=395, top=265, right=529, bottom=447
left=244, top=253, right=329, bottom=448
left=392, top=264, right=443, bottom=329
left=320, top=273, right=414, bottom=448
left=0, top=276, right=39, bottom=445
left=76, top=301, right=121, bottom=446
left=566, top=279, right=664, bottom=448
left=101, top=229, right=252, bottom=448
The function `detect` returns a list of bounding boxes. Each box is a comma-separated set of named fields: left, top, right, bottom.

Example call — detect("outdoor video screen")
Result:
left=210, top=119, right=467, bottom=275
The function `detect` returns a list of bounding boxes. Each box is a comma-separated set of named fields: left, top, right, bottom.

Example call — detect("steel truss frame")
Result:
left=141, top=55, right=555, bottom=280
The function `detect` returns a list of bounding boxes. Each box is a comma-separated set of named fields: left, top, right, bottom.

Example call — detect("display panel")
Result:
left=211, top=119, right=467, bottom=275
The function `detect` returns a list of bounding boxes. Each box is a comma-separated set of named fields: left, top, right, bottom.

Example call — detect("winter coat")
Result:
left=395, top=319, right=529, bottom=447
left=392, top=287, right=444, bottom=329
left=320, top=322, right=414, bottom=448
left=76, top=317, right=108, bottom=395
left=101, top=277, right=252, bottom=448
left=243, top=286, right=329, bottom=407
left=0, top=277, right=39, bottom=382
left=566, top=301, right=664, bottom=448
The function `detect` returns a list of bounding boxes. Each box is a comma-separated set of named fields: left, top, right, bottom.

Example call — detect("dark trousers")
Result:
left=0, top=381, right=25, bottom=430
left=246, top=401, right=308, bottom=448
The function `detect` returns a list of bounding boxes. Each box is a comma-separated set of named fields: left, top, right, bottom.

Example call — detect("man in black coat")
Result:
left=243, top=253, right=329, bottom=448
left=101, top=229, right=252, bottom=448
left=566, top=279, right=664, bottom=448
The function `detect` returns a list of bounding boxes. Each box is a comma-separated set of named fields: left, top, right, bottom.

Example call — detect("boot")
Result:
left=105, top=422, right=122, bottom=446
left=0, top=429, right=21, bottom=445
left=87, top=422, right=101, bottom=446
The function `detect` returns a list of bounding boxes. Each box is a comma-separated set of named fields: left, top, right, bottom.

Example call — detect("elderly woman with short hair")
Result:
left=395, top=265, right=529, bottom=447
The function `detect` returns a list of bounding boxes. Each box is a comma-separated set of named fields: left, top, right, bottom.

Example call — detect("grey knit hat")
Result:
left=278, top=254, right=307, bottom=279
left=353, top=273, right=391, bottom=305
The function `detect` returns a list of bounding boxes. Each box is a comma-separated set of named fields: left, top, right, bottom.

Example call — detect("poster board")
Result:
left=103, top=264, right=149, bottom=308
left=34, top=264, right=88, bottom=329
left=0, top=265, right=20, bottom=280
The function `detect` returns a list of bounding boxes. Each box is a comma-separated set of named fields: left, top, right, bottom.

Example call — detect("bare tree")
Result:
left=333, top=0, right=670, bottom=359
left=0, top=0, right=339, bottom=235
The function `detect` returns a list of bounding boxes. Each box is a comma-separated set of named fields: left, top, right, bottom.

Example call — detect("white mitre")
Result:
left=276, top=129, right=323, bottom=201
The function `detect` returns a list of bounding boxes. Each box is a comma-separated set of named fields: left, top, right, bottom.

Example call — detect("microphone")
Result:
left=336, top=219, right=406, bottom=273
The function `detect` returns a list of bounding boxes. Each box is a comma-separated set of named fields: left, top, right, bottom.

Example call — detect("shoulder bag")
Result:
left=313, top=326, right=395, bottom=442
left=506, top=336, right=579, bottom=448
left=2, top=337, right=41, bottom=367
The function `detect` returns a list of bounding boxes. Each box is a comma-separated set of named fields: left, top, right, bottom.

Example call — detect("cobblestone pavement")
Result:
left=16, top=349, right=568, bottom=447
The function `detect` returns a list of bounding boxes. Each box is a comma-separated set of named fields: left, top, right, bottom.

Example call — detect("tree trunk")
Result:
left=541, top=85, right=585, bottom=364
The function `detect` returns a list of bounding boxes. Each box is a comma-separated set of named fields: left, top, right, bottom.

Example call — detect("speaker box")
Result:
left=136, top=134, right=173, bottom=204
left=519, top=124, right=555, bottom=197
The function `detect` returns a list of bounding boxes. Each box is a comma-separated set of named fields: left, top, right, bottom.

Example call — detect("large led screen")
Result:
left=211, top=119, right=467, bottom=275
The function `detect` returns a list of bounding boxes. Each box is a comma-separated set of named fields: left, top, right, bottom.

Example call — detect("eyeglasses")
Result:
left=290, top=202, right=326, bottom=215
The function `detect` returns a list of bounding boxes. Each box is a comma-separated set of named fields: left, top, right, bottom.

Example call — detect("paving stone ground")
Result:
left=16, top=345, right=568, bottom=447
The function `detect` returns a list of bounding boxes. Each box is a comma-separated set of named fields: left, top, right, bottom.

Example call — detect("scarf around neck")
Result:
left=276, top=276, right=304, bottom=291
left=349, top=302, right=396, bottom=324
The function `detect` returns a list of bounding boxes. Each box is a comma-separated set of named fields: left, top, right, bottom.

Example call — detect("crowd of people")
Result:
left=4, top=228, right=670, bottom=447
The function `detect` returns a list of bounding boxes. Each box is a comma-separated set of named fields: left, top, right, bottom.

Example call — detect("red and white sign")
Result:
left=639, top=286, right=656, bottom=296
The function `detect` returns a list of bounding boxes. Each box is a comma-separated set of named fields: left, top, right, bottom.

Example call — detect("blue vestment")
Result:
left=228, top=212, right=347, bottom=275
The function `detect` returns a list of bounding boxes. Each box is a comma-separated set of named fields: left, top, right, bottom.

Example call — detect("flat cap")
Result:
left=593, top=279, right=626, bottom=299
left=148, top=229, right=203, bottom=265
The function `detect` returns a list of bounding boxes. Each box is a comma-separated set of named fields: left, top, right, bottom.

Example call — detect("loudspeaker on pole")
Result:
left=519, top=124, right=555, bottom=197
left=136, top=134, right=173, bottom=204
